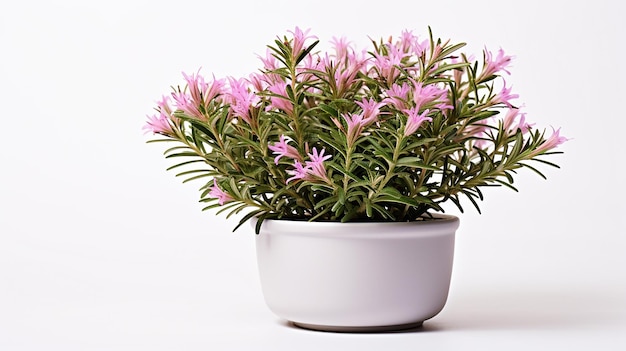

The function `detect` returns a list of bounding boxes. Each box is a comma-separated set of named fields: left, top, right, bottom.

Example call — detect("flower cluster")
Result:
left=144, top=27, right=566, bottom=232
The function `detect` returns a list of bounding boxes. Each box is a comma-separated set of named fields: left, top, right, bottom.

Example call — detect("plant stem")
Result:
left=376, top=133, right=404, bottom=193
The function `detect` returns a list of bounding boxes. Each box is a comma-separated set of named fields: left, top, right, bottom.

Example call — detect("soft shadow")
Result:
left=274, top=288, right=626, bottom=333
left=435, top=287, right=626, bottom=331
left=277, top=319, right=443, bottom=334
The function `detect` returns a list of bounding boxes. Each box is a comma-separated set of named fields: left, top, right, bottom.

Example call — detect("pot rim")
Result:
left=252, top=213, right=459, bottom=238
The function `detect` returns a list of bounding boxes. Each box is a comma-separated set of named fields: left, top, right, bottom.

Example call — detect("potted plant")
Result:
left=143, top=27, right=566, bottom=332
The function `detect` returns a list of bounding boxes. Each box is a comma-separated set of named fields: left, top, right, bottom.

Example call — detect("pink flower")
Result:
left=143, top=111, right=173, bottom=135
left=182, top=69, right=208, bottom=106
left=330, top=36, right=351, bottom=61
left=529, top=128, right=568, bottom=157
left=341, top=112, right=367, bottom=145
left=286, top=160, right=309, bottom=183
left=305, top=147, right=332, bottom=181
left=502, top=108, right=533, bottom=134
left=268, top=135, right=301, bottom=164
left=335, top=61, right=365, bottom=95
left=227, top=77, right=260, bottom=124
left=286, top=148, right=332, bottom=184
left=247, top=72, right=267, bottom=93
left=372, top=44, right=408, bottom=83
left=412, top=81, right=451, bottom=111
left=177, top=70, right=226, bottom=119
left=258, top=48, right=279, bottom=70
left=492, top=80, right=519, bottom=107
left=403, top=108, right=432, bottom=136
left=172, top=91, right=203, bottom=119
left=143, top=96, right=175, bottom=135
left=338, top=98, right=385, bottom=145
left=321, top=51, right=368, bottom=97
left=479, top=47, right=513, bottom=81
left=157, top=95, right=173, bottom=115
left=267, top=80, right=293, bottom=115
left=397, top=29, right=428, bottom=56
left=385, top=83, right=411, bottom=110
left=296, top=53, right=322, bottom=87
left=209, top=179, right=234, bottom=205
left=288, top=27, right=317, bottom=58
left=204, top=75, right=225, bottom=104
left=355, top=98, right=385, bottom=125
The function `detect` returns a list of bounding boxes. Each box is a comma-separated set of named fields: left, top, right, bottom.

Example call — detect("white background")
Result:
left=1, top=0, right=625, bottom=350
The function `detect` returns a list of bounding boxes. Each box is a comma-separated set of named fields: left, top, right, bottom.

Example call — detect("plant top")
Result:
left=144, top=27, right=567, bottom=232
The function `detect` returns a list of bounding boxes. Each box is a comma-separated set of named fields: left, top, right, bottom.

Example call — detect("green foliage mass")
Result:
left=146, top=28, right=564, bottom=232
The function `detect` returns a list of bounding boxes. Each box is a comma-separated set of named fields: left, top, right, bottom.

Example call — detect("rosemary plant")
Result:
left=144, top=27, right=566, bottom=232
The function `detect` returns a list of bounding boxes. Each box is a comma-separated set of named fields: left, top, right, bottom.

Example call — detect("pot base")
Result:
left=292, top=321, right=424, bottom=333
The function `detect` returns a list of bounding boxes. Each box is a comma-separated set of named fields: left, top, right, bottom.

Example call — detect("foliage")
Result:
left=144, top=27, right=567, bottom=232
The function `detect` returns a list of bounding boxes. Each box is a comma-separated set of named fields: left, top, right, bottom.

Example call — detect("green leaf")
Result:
left=336, top=187, right=346, bottom=205
left=493, top=178, right=519, bottom=192
left=518, top=162, right=547, bottom=179
left=215, top=202, right=241, bottom=216
left=165, top=151, right=201, bottom=158
left=396, top=157, right=439, bottom=170
left=295, top=40, right=319, bottom=65
left=233, top=209, right=266, bottom=233
left=462, top=189, right=482, bottom=214
left=166, top=159, right=206, bottom=171
left=318, top=104, right=339, bottom=117
left=373, top=195, right=420, bottom=207
left=405, top=137, right=438, bottom=150
left=201, top=203, right=221, bottom=212
left=379, top=186, right=402, bottom=199
left=328, top=163, right=359, bottom=182
left=429, top=62, right=470, bottom=77
left=314, top=196, right=339, bottom=210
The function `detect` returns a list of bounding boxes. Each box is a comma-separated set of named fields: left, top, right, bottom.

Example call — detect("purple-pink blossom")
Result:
left=296, top=54, right=323, bottom=92
left=209, top=179, right=234, bottom=205
left=502, top=108, right=533, bottom=134
left=341, top=112, right=368, bottom=145
left=258, top=48, right=279, bottom=71
left=479, top=47, right=513, bottom=81
left=529, top=128, right=568, bottom=157
left=288, top=27, right=317, bottom=58
left=286, top=148, right=332, bottom=184
left=319, top=50, right=368, bottom=98
left=183, top=70, right=225, bottom=107
left=267, top=80, right=294, bottom=115
left=397, top=29, right=428, bottom=56
left=227, top=77, right=260, bottom=124
left=355, top=98, right=385, bottom=125
left=172, top=91, right=203, bottom=119
left=385, top=83, right=412, bottom=110
left=338, top=98, right=385, bottom=145
left=306, top=147, right=332, bottom=181
left=334, top=61, right=366, bottom=96
left=143, top=111, right=173, bottom=135
left=268, top=135, right=301, bottom=164
left=286, top=160, right=309, bottom=183
left=403, top=108, right=432, bottom=136
left=492, top=80, right=519, bottom=107
left=330, top=36, right=351, bottom=61
left=371, top=44, right=408, bottom=83
left=412, top=81, right=451, bottom=111
left=172, top=71, right=226, bottom=119
left=182, top=70, right=208, bottom=107
left=157, top=95, right=173, bottom=115
left=143, top=96, right=175, bottom=135
left=247, top=72, right=267, bottom=93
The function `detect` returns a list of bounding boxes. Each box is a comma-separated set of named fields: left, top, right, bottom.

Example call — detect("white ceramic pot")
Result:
left=253, top=214, right=459, bottom=332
